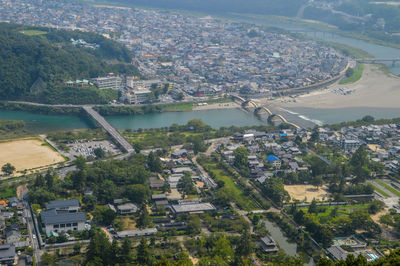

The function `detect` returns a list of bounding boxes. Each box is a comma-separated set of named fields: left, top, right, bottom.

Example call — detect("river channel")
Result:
left=0, top=109, right=265, bottom=133
left=1, top=15, right=400, bottom=129
left=223, top=14, right=400, bottom=75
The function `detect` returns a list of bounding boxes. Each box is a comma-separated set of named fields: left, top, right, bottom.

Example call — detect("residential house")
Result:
left=171, top=203, right=216, bottom=215
left=171, top=149, right=188, bottom=159
left=149, top=177, right=165, bottom=190
left=45, top=199, right=80, bottom=213
left=0, top=244, right=16, bottom=265
left=260, top=235, right=279, bottom=253
left=116, top=228, right=158, bottom=238
left=117, top=203, right=138, bottom=215
left=8, top=198, right=20, bottom=208
left=4, top=224, right=20, bottom=244
left=41, top=209, right=86, bottom=235
left=266, top=155, right=281, bottom=168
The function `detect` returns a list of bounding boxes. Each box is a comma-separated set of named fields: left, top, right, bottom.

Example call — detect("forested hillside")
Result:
left=107, top=0, right=307, bottom=17
left=0, top=23, right=138, bottom=103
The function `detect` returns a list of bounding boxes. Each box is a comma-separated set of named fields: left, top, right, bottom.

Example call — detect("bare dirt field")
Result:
left=284, top=185, right=331, bottom=202
left=0, top=139, right=65, bottom=174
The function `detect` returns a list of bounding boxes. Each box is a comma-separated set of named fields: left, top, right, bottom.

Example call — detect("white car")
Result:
left=32, top=235, right=36, bottom=239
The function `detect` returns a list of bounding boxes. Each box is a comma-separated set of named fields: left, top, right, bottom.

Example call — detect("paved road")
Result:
left=83, top=106, right=134, bottom=153
left=307, top=148, right=332, bottom=166
left=19, top=187, right=41, bottom=264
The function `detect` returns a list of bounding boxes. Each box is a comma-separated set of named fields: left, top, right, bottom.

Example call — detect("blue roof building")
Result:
left=267, top=155, right=280, bottom=163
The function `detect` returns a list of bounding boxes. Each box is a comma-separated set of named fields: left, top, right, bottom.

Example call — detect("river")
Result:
left=263, top=219, right=314, bottom=265
left=1, top=15, right=400, bottom=130
left=222, top=14, right=400, bottom=75
left=0, top=109, right=265, bottom=133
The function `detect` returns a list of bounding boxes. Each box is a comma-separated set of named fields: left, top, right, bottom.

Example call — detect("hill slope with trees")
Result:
left=0, top=23, right=138, bottom=104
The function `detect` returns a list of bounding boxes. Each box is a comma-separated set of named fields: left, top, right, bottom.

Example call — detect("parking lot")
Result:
left=67, top=140, right=121, bottom=158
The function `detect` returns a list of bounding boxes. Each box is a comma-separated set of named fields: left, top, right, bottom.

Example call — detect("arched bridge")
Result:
left=254, top=106, right=273, bottom=116
left=231, top=95, right=301, bottom=129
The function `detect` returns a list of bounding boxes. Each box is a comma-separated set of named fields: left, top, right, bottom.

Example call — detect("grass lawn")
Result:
left=379, top=182, right=400, bottom=197
left=339, top=64, right=365, bottom=84
left=0, top=187, right=16, bottom=200
left=114, top=216, right=137, bottom=231
left=298, top=204, right=369, bottom=221
left=162, top=102, right=193, bottom=112
left=20, top=30, right=47, bottom=36
left=203, top=161, right=257, bottom=211
left=371, top=184, right=390, bottom=197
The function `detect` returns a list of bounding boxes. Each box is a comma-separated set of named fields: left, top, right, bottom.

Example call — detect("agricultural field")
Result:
left=0, top=138, right=65, bottom=174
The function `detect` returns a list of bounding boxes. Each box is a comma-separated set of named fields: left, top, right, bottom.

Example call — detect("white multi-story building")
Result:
left=122, top=90, right=152, bottom=104
left=91, top=76, right=123, bottom=90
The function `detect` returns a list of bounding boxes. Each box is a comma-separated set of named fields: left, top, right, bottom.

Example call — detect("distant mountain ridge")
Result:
left=0, top=23, right=138, bottom=103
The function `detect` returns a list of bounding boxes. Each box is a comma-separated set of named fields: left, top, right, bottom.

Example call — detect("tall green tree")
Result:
left=44, top=170, right=55, bottom=188
left=234, top=231, right=253, bottom=260
left=137, top=204, right=151, bottom=228
left=120, top=239, right=134, bottom=264
left=125, top=184, right=151, bottom=205
left=136, top=238, right=152, bottom=265
left=75, top=156, right=86, bottom=171
left=85, top=230, right=112, bottom=265
left=93, top=148, right=105, bottom=159
left=147, top=152, right=162, bottom=172
left=177, top=171, right=196, bottom=197
left=233, top=146, right=249, bottom=168
left=1, top=163, right=15, bottom=175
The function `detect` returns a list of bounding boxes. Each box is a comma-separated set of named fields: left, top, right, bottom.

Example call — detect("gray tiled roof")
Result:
left=0, top=244, right=15, bottom=259
left=171, top=203, right=215, bottom=213
left=41, top=209, right=86, bottom=225
left=46, top=199, right=79, bottom=209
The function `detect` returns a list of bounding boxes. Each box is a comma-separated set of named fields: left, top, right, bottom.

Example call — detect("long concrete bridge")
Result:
left=82, top=106, right=134, bottom=153
left=231, top=95, right=301, bottom=129
left=356, top=58, right=400, bottom=66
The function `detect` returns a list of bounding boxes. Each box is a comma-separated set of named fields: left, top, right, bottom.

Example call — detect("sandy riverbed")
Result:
left=264, top=64, right=400, bottom=109
left=0, top=139, right=65, bottom=174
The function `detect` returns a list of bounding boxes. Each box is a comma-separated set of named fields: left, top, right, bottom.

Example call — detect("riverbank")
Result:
left=192, top=102, right=239, bottom=111
left=227, top=13, right=400, bottom=51
left=272, top=64, right=400, bottom=109
left=0, top=102, right=82, bottom=115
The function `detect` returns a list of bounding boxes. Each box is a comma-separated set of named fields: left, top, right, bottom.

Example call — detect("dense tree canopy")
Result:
left=0, top=23, right=139, bottom=102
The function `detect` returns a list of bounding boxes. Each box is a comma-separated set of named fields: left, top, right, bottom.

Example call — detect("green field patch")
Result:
left=0, top=187, right=16, bottom=200
left=371, top=184, right=390, bottom=197
left=379, top=182, right=400, bottom=197
left=162, top=102, right=193, bottom=112
left=339, top=64, right=365, bottom=84
left=298, top=204, right=369, bottom=221
left=20, top=30, right=47, bottom=36
left=203, top=161, right=257, bottom=211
